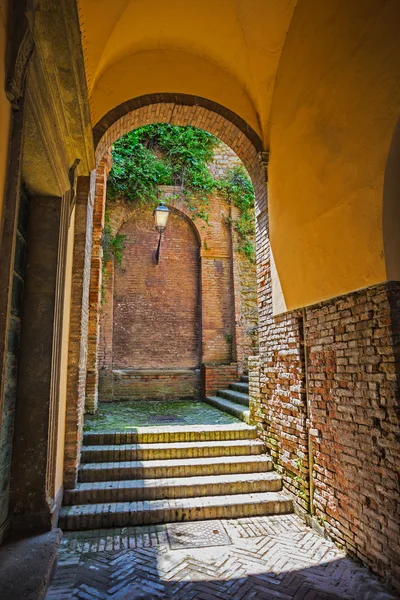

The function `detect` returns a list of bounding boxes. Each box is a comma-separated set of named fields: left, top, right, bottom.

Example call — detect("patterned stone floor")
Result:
left=84, top=401, right=239, bottom=431
left=46, top=514, right=396, bottom=599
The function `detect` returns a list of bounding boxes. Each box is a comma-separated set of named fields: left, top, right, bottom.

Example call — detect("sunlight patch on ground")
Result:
left=84, top=400, right=240, bottom=431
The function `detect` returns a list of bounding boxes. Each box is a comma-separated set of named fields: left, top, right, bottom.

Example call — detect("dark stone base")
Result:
left=0, top=528, right=62, bottom=600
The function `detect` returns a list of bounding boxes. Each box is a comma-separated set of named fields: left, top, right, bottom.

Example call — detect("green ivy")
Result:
left=102, top=211, right=126, bottom=269
left=105, top=124, right=256, bottom=265
left=107, top=124, right=218, bottom=217
left=217, top=165, right=256, bottom=262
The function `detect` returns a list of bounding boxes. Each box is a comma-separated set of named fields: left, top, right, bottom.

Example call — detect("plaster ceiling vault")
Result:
left=76, top=0, right=297, bottom=144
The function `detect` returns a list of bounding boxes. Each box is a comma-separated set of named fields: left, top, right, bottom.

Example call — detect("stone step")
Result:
left=204, top=396, right=250, bottom=423
left=83, top=423, right=257, bottom=446
left=241, top=375, right=249, bottom=383
left=78, top=454, right=272, bottom=482
left=229, top=381, right=249, bottom=394
left=217, top=389, right=249, bottom=407
left=81, top=439, right=264, bottom=463
left=64, top=471, right=283, bottom=505
left=58, top=491, right=293, bottom=530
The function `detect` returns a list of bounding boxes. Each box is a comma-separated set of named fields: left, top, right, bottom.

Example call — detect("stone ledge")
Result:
left=113, top=368, right=199, bottom=377
left=0, top=528, right=62, bottom=600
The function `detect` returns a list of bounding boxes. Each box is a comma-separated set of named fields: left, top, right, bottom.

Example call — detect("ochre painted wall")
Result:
left=269, top=0, right=400, bottom=310
left=77, top=0, right=297, bottom=140
left=0, top=0, right=11, bottom=248
left=54, top=206, right=75, bottom=495
left=90, top=49, right=261, bottom=136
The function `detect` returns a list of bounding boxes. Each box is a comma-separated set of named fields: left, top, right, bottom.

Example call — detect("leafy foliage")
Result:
left=107, top=124, right=218, bottom=217
left=217, top=165, right=256, bottom=262
left=105, top=124, right=255, bottom=265
left=102, top=212, right=126, bottom=269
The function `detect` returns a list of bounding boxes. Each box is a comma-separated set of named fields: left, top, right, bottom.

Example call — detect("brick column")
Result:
left=248, top=355, right=260, bottom=423
left=64, top=176, right=94, bottom=489
left=85, top=160, right=108, bottom=413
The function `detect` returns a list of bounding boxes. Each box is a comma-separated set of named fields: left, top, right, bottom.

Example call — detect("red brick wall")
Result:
left=202, top=364, right=238, bottom=397
left=113, top=206, right=200, bottom=370
left=85, top=158, right=108, bottom=413
left=250, top=277, right=400, bottom=590
left=305, top=282, right=400, bottom=589
left=64, top=176, right=94, bottom=488
left=98, top=142, right=260, bottom=401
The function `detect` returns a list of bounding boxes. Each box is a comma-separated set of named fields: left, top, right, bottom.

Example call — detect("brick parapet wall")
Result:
left=64, top=176, right=94, bottom=488
left=111, top=369, right=201, bottom=401
left=85, top=160, right=107, bottom=413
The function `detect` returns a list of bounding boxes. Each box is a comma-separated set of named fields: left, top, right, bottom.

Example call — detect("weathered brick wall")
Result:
left=210, top=143, right=259, bottom=371
left=64, top=176, right=94, bottom=488
left=202, top=364, right=238, bottom=397
left=231, top=204, right=258, bottom=372
left=250, top=272, right=400, bottom=589
left=98, top=142, right=259, bottom=401
left=305, top=282, right=400, bottom=589
left=85, top=158, right=109, bottom=414
left=250, top=179, right=309, bottom=509
left=99, top=191, right=234, bottom=401
left=113, top=206, right=200, bottom=371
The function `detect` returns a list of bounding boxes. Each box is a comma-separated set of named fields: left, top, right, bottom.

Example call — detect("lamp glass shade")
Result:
left=154, top=203, right=170, bottom=230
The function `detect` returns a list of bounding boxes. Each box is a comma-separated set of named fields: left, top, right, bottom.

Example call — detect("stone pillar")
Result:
left=9, top=196, right=64, bottom=529
left=85, top=160, right=108, bottom=413
left=64, top=176, right=93, bottom=489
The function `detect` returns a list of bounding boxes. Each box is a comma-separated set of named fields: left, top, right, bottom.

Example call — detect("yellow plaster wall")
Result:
left=383, top=116, right=400, bottom=282
left=0, top=0, right=11, bottom=247
left=54, top=206, right=75, bottom=495
left=269, top=0, right=400, bottom=311
left=91, top=49, right=261, bottom=135
left=78, top=0, right=296, bottom=141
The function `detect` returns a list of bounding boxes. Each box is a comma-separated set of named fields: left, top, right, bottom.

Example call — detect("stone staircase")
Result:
left=59, top=422, right=293, bottom=530
left=204, top=374, right=251, bottom=423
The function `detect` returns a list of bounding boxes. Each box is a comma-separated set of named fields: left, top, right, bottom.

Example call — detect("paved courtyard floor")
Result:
left=46, top=514, right=396, bottom=600
left=84, top=401, right=239, bottom=431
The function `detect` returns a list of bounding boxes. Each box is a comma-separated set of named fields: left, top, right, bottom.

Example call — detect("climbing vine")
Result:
left=104, top=124, right=256, bottom=269
left=107, top=124, right=218, bottom=220
left=101, top=211, right=126, bottom=302
left=217, top=165, right=255, bottom=262
left=102, top=211, right=126, bottom=269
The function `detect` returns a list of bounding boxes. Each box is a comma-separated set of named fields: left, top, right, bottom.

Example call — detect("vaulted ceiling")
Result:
left=77, top=0, right=297, bottom=145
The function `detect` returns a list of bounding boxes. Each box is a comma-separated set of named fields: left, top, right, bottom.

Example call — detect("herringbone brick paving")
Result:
left=47, top=514, right=396, bottom=599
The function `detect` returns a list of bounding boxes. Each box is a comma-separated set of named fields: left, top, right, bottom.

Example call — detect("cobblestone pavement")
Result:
left=47, top=514, right=396, bottom=600
left=84, top=401, right=239, bottom=431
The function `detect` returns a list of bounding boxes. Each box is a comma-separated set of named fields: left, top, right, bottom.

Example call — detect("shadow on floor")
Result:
left=46, top=529, right=397, bottom=600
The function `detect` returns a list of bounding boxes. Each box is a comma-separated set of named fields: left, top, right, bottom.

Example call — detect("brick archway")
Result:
left=65, top=94, right=284, bottom=490
left=94, top=95, right=267, bottom=208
